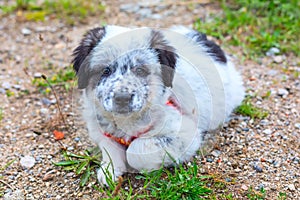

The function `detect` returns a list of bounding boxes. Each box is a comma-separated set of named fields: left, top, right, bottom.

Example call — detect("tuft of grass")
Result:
left=0, top=0, right=105, bottom=25
left=0, top=159, right=16, bottom=197
left=235, top=97, right=268, bottom=119
left=194, top=0, right=300, bottom=58
left=53, top=148, right=101, bottom=187
left=32, top=65, right=76, bottom=94
left=0, top=108, right=3, bottom=122
left=247, top=187, right=266, bottom=200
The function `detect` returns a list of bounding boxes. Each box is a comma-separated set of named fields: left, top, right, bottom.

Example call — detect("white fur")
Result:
left=79, top=25, right=244, bottom=185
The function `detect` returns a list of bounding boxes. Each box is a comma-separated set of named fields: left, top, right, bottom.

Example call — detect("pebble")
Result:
left=40, top=108, right=49, bottom=115
left=211, top=150, right=221, bottom=157
left=263, top=129, right=272, bottom=135
left=2, top=82, right=11, bottom=90
left=294, top=123, right=300, bottom=129
left=34, top=72, right=42, bottom=78
left=21, top=28, right=32, bottom=35
left=273, top=55, right=284, bottom=63
left=137, top=8, right=152, bottom=18
left=4, top=189, right=25, bottom=200
left=277, top=88, right=289, bottom=97
left=287, top=184, right=296, bottom=191
left=253, top=165, right=263, bottom=173
left=74, top=137, right=81, bottom=142
left=266, top=47, right=280, bottom=56
left=20, top=155, right=35, bottom=169
left=41, top=97, right=52, bottom=106
left=241, top=185, right=248, bottom=190
left=206, top=158, right=213, bottom=163
left=120, top=3, right=140, bottom=13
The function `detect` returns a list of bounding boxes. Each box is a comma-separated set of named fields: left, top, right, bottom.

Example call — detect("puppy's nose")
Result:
left=114, top=92, right=133, bottom=113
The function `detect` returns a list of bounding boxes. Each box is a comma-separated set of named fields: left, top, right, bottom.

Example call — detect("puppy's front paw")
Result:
left=97, top=165, right=123, bottom=186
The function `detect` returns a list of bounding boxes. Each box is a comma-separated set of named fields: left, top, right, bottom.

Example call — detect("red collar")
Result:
left=104, top=98, right=180, bottom=147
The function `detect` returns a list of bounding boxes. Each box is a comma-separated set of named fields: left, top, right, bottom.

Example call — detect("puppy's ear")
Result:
left=72, top=27, right=106, bottom=89
left=150, top=30, right=177, bottom=88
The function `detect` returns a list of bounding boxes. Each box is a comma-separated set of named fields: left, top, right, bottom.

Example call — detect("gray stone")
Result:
left=2, top=82, right=11, bottom=90
left=278, top=88, right=289, bottom=96
left=266, top=47, right=280, bottom=56
left=21, top=28, right=32, bottom=36
left=20, top=155, right=35, bottom=169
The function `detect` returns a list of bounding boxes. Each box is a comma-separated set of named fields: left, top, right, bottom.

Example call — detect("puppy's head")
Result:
left=72, top=26, right=177, bottom=116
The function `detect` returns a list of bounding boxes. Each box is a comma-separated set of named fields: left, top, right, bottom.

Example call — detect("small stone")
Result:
left=273, top=55, right=284, bottom=63
left=2, top=82, right=11, bottom=90
left=150, top=14, right=162, bottom=19
left=120, top=3, right=140, bottom=13
left=225, top=177, right=231, bottom=182
left=253, top=165, right=263, bottom=173
left=40, top=108, right=48, bottom=115
left=41, top=98, right=52, bottom=106
left=3, top=189, right=24, bottom=200
left=288, top=184, right=295, bottom=191
left=263, top=129, right=272, bottom=135
left=266, top=47, right=280, bottom=56
left=206, top=158, right=213, bottom=163
left=43, top=173, right=55, bottom=181
left=34, top=73, right=42, bottom=78
left=137, top=8, right=152, bottom=18
left=211, top=150, right=221, bottom=157
left=20, top=155, right=35, bottom=169
left=278, top=88, right=289, bottom=97
left=294, top=123, right=300, bottom=129
left=67, top=146, right=74, bottom=151
left=21, top=28, right=32, bottom=35
left=241, top=185, right=248, bottom=190
left=74, top=137, right=81, bottom=142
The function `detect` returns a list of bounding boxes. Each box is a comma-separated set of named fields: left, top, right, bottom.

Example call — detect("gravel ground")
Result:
left=0, top=0, right=299, bottom=199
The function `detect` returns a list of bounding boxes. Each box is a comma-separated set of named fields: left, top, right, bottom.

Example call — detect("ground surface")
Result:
left=0, top=0, right=299, bottom=199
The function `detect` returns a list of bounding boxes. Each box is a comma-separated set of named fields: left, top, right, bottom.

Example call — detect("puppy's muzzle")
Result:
left=113, top=92, right=134, bottom=114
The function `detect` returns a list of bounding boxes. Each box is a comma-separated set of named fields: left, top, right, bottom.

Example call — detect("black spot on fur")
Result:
left=187, top=31, right=227, bottom=64
left=72, top=27, right=106, bottom=73
left=72, top=27, right=106, bottom=89
left=150, top=30, right=177, bottom=88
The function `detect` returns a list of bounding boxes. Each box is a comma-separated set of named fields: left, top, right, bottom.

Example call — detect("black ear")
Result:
left=150, top=30, right=177, bottom=88
left=72, top=27, right=106, bottom=88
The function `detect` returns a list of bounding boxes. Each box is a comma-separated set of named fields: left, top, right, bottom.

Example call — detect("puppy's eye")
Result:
left=102, top=67, right=112, bottom=77
left=133, top=67, right=149, bottom=77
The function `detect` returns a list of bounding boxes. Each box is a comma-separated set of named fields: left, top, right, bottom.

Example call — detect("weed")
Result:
left=32, top=65, right=76, bottom=94
left=247, top=187, right=266, bottom=200
left=0, top=108, right=3, bottom=122
left=235, top=97, right=268, bottom=119
left=53, top=148, right=101, bottom=187
left=0, top=159, right=16, bottom=197
left=0, top=0, right=105, bottom=25
left=277, top=192, right=287, bottom=200
left=194, top=0, right=300, bottom=57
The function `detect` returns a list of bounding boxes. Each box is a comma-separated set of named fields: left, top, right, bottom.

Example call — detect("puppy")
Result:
left=72, top=25, right=244, bottom=185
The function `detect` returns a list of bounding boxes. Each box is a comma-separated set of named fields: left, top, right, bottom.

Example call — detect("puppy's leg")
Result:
left=97, top=137, right=127, bottom=185
left=126, top=116, right=201, bottom=171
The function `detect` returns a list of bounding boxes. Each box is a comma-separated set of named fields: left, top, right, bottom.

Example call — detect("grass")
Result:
left=194, top=0, right=300, bottom=58
left=53, top=148, right=101, bottom=187
left=0, top=159, right=16, bottom=197
left=235, top=97, right=268, bottom=119
left=0, top=0, right=105, bottom=25
left=32, top=65, right=76, bottom=94
left=55, top=149, right=233, bottom=199
left=0, top=108, right=3, bottom=122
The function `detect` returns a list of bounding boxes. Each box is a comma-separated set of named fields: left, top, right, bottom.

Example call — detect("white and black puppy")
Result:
left=72, top=25, right=244, bottom=185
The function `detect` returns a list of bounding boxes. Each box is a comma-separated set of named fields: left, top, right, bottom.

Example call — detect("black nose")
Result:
left=113, top=92, right=133, bottom=113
